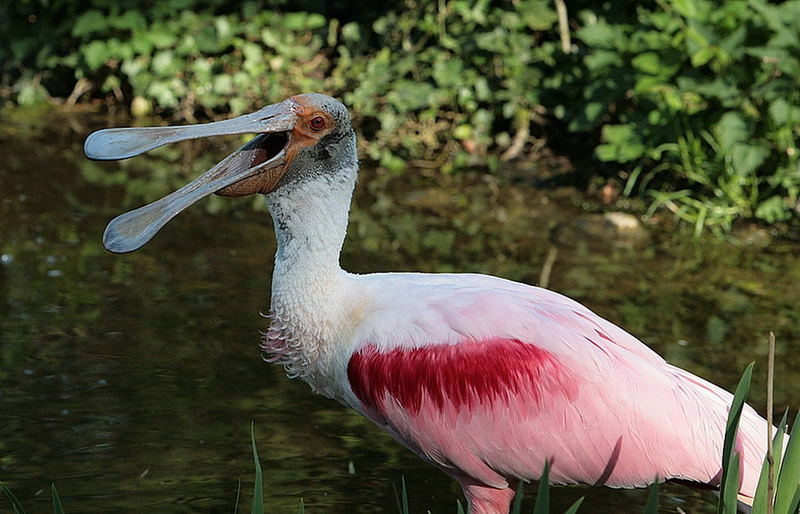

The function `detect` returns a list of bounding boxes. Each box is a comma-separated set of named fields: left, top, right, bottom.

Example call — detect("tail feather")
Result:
left=670, top=366, right=782, bottom=501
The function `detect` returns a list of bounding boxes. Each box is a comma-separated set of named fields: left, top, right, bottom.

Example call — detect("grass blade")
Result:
left=783, top=487, right=800, bottom=514
left=401, top=476, right=409, bottom=514
left=51, top=484, right=64, bottom=514
left=774, top=410, right=800, bottom=514
left=718, top=362, right=754, bottom=514
left=563, top=497, right=584, bottom=514
left=393, top=476, right=409, bottom=514
left=297, top=497, right=305, bottom=514
left=0, top=483, right=26, bottom=514
left=457, top=499, right=465, bottom=514
left=533, top=461, right=550, bottom=514
left=233, top=479, right=242, bottom=514
left=752, top=411, right=789, bottom=514
left=511, top=480, right=524, bottom=514
left=643, top=480, right=659, bottom=514
left=722, top=451, right=742, bottom=514
left=250, top=422, right=264, bottom=514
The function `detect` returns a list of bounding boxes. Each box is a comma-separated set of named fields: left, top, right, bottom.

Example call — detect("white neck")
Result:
left=261, top=165, right=358, bottom=383
left=269, top=175, right=353, bottom=283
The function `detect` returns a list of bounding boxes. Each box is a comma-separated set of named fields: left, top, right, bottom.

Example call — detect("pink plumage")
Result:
left=90, top=94, right=777, bottom=514
left=336, top=273, right=771, bottom=513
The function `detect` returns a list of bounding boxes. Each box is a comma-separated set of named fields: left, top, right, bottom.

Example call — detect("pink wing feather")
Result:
left=345, top=273, right=769, bottom=499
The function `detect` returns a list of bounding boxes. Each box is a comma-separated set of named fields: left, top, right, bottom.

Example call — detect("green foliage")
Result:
left=562, top=0, right=800, bottom=231
left=395, top=475, right=410, bottom=514
left=532, top=461, right=551, bottom=514
left=512, top=479, right=525, bottom=514
left=720, top=365, right=800, bottom=514
left=718, top=362, right=754, bottom=513
left=752, top=411, right=789, bottom=513
left=51, top=484, right=65, bottom=514
left=1, top=483, right=66, bottom=514
left=642, top=481, right=659, bottom=514
left=1, top=483, right=26, bottom=514
left=3, top=0, right=800, bottom=229
left=772, top=410, right=800, bottom=514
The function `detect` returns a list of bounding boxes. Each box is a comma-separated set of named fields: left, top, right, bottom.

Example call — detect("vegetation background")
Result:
left=2, top=2, right=800, bottom=513
left=3, top=0, right=800, bottom=233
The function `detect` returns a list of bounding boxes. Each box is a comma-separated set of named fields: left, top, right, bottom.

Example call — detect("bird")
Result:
left=86, top=93, right=775, bottom=514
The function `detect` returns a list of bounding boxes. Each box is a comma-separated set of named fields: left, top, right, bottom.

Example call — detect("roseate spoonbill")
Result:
left=86, top=94, right=774, bottom=513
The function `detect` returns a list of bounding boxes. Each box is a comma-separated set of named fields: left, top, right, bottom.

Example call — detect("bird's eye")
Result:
left=309, top=115, right=327, bottom=131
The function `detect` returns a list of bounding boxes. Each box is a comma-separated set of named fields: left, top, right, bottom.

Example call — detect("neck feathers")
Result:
left=262, top=160, right=358, bottom=381
left=266, top=164, right=356, bottom=284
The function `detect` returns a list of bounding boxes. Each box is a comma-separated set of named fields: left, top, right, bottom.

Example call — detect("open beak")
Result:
left=84, top=98, right=300, bottom=254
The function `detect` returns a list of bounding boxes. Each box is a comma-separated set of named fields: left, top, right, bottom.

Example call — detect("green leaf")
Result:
left=755, top=196, right=791, bottom=223
left=576, top=20, right=616, bottom=47
left=145, top=23, right=178, bottom=49
left=510, top=480, right=524, bottom=514
left=453, top=125, right=473, bottom=140
left=80, top=41, right=109, bottom=70
left=1, top=483, right=26, bottom=514
left=718, top=362, right=754, bottom=514
left=643, top=480, right=659, bottom=514
left=532, top=461, right=550, bottom=514
left=112, top=11, right=147, bottom=32
left=563, top=497, right=585, bottom=514
left=774, top=410, right=800, bottom=514
left=673, top=0, right=699, bottom=18
left=250, top=423, right=264, bottom=514
left=752, top=411, right=788, bottom=514
left=769, top=99, right=800, bottom=125
left=283, top=12, right=326, bottom=30
left=690, top=46, right=716, bottom=67
left=730, top=144, right=769, bottom=176
left=151, top=50, right=176, bottom=75
left=399, top=476, right=409, bottom=514
left=517, top=1, right=558, bottom=31
left=386, top=82, right=436, bottom=112
left=596, top=124, right=646, bottom=162
left=72, top=10, right=106, bottom=38
left=715, top=112, right=748, bottom=149
left=631, top=52, right=662, bottom=75
left=51, top=484, right=64, bottom=514
left=722, top=450, right=742, bottom=514
left=341, top=22, right=361, bottom=42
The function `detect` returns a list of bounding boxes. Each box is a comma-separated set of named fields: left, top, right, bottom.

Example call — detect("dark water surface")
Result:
left=1, top=109, right=798, bottom=513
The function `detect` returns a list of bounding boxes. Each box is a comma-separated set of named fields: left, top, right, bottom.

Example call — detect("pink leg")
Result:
left=457, top=477, right=516, bottom=514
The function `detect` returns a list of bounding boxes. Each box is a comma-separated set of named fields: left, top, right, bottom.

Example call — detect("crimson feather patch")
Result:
left=348, top=338, right=578, bottom=415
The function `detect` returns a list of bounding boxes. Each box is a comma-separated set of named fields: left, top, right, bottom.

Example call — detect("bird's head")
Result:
left=85, top=93, right=356, bottom=254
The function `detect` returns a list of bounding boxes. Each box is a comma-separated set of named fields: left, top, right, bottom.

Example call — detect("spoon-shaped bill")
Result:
left=84, top=99, right=297, bottom=160
left=90, top=97, right=301, bottom=253
left=102, top=134, right=288, bottom=253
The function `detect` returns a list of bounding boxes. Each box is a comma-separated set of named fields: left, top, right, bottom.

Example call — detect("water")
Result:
left=1, top=108, right=798, bottom=513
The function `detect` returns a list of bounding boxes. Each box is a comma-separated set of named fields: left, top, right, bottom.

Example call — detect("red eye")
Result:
left=309, top=115, right=326, bottom=131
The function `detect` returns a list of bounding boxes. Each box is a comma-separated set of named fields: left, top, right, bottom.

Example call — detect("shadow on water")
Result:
left=0, top=108, right=798, bottom=513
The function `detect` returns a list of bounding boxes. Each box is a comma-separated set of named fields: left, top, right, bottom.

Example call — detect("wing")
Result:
left=343, top=273, right=769, bottom=497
